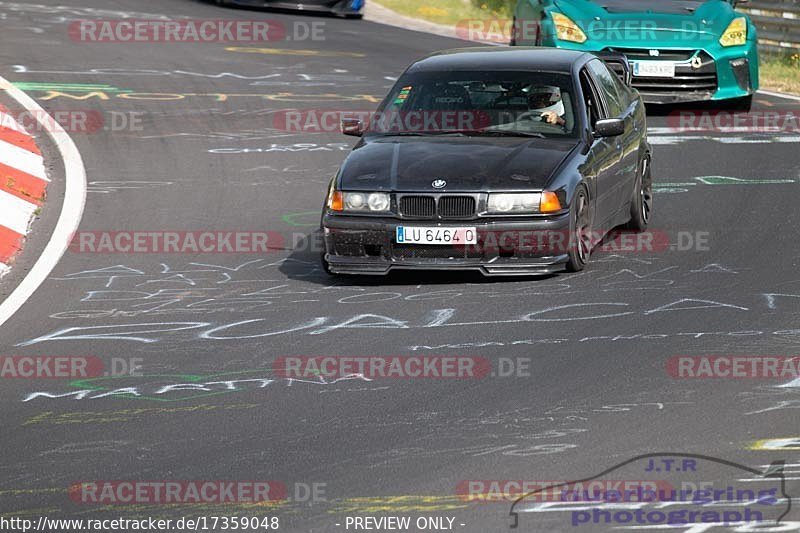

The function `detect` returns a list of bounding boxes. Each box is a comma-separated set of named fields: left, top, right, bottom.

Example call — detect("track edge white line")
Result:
left=0, top=76, right=87, bottom=328
left=757, top=89, right=800, bottom=102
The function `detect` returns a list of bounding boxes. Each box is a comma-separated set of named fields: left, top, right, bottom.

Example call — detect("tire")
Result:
left=566, top=185, right=593, bottom=272
left=729, top=94, right=753, bottom=112
left=624, top=156, right=652, bottom=232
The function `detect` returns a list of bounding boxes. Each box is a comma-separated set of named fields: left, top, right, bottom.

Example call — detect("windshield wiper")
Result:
left=469, top=130, right=546, bottom=138
left=371, top=131, right=467, bottom=137
left=371, top=130, right=546, bottom=138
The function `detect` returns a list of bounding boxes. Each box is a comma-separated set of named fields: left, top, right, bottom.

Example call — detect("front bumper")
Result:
left=538, top=39, right=759, bottom=104
left=631, top=47, right=758, bottom=104
left=322, top=213, right=571, bottom=276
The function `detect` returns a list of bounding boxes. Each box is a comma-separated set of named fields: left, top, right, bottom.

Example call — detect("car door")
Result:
left=586, top=59, right=637, bottom=224
left=605, top=63, right=643, bottom=215
left=579, top=67, right=620, bottom=231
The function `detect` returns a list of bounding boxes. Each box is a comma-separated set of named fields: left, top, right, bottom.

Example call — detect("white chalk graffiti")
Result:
left=0, top=2, right=172, bottom=19
left=19, top=298, right=761, bottom=346
left=209, top=143, right=350, bottom=154
left=23, top=374, right=372, bottom=402
left=407, top=329, right=800, bottom=351
left=87, top=180, right=173, bottom=195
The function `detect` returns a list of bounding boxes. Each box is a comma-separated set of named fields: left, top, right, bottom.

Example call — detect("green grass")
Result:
left=760, top=53, right=800, bottom=95
left=372, top=0, right=511, bottom=27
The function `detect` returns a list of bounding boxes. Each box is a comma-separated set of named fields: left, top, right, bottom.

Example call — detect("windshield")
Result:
left=367, top=71, right=578, bottom=138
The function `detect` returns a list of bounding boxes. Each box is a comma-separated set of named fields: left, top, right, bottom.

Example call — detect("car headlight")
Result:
left=552, top=12, right=587, bottom=44
left=329, top=191, right=391, bottom=213
left=487, top=192, right=563, bottom=214
left=720, top=17, right=747, bottom=47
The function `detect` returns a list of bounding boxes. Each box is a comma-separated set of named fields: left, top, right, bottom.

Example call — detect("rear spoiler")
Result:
left=593, top=51, right=632, bottom=87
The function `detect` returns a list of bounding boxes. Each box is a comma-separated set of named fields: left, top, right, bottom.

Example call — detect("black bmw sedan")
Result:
left=321, top=47, right=652, bottom=276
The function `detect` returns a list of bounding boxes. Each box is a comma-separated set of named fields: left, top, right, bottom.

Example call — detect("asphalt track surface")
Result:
left=0, top=1, right=799, bottom=532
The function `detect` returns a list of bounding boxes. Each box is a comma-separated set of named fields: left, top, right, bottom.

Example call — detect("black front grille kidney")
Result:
left=399, top=195, right=475, bottom=218
left=439, top=196, right=475, bottom=218
left=399, top=196, right=436, bottom=217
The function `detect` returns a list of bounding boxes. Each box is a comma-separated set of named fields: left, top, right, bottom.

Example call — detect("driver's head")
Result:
left=527, top=85, right=563, bottom=111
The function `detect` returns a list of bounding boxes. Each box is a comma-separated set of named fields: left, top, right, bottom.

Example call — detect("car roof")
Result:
left=406, top=47, right=592, bottom=74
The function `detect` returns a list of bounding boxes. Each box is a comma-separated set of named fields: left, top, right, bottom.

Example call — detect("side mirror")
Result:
left=341, top=118, right=364, bottom=137
left=594, top=118, right=625, bottom=138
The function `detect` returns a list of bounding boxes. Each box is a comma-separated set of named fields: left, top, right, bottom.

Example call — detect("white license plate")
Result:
left=632, top=61, right=675, bottom=78
left=396, top=226, right=477, bottom=245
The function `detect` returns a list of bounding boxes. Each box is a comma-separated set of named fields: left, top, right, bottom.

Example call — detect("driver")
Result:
left=527, top=85, right=566, bottom=126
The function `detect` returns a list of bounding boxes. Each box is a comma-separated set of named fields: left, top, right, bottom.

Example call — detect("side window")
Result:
left=587, top=60, right=624, bottom=118
left=608, top=66, right=632, bottom=108
left=580, top=69, right=603, bottom=130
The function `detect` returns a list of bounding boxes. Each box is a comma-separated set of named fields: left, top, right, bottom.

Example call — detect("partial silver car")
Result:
left=214, top=0, right=364, bottom=18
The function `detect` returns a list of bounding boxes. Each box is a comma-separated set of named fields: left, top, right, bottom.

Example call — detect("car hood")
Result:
left=552, top=0, right=736, bottom=41
left=338, top=137, right=579, bottom=192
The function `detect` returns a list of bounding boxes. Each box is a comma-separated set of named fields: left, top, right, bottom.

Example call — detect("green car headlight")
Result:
left=552, top=12, right=587, bottom=44
left=720, top=17, right=747, bottom=47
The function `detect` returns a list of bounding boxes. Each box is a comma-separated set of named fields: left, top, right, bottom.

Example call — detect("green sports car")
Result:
left=511, top=0, right=758, bottom=109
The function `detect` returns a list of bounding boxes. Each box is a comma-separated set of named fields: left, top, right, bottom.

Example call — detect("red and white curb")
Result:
left=0, top=77, right=86, bottom=328
left=0, top=104, right=48, bottom=277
